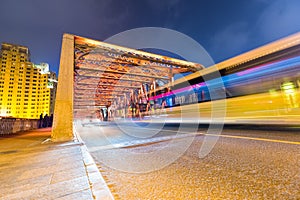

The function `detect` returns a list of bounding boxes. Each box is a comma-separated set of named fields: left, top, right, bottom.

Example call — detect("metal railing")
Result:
left=0, top=117, right=39, bottom=135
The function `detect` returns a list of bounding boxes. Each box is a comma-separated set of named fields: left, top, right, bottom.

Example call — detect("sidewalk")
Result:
left=0, top=128, right=114, bottom=200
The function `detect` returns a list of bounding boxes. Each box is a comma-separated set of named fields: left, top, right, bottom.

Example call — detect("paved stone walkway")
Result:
left=0, top=128, right=113, bottom=200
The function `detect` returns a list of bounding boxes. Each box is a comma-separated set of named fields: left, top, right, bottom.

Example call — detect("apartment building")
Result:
left=0, top=43, right=57, bottom=119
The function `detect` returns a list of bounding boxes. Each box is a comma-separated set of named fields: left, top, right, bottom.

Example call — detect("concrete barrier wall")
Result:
left=0, top=118, right=39, bottom=135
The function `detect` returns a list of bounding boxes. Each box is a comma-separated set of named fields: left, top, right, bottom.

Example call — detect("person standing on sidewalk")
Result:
left=39, top=113, right=43, bottom=128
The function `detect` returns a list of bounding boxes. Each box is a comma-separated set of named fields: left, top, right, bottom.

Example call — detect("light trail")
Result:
left=127, top=126, right=300, bottom=145
left=84, top=124, right=300, bottom=153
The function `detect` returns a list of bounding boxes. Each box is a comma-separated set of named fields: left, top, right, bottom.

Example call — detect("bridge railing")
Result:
left=0, top=117, right=39, bottom=136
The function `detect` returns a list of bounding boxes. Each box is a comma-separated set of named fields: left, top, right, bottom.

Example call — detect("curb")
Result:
left=74, top=126, right=114, bottom=200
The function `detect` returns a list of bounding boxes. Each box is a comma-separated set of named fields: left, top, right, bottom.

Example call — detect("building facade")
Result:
left=0, top=43, right=57, bottom=119
left=48, top=71, right=58, bottom=115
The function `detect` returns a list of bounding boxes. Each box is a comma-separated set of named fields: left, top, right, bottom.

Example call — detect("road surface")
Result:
left=76, top=121, right=300, bottom=199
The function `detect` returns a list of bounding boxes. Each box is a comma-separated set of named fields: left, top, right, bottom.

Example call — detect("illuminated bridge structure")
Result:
left=51, top=34, right=202, bottom=141
left=52, top=32, right=300, bottom=141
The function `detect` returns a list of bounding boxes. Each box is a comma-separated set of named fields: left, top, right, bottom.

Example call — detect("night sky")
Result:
left=1, top=0, right=300, bottom=74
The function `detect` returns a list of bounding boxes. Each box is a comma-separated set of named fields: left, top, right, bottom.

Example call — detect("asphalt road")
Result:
left=76, top=121, right=300, bottom=199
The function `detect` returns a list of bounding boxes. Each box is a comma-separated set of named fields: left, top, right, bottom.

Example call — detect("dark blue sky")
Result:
left=1, top=0, right=300, bottom=74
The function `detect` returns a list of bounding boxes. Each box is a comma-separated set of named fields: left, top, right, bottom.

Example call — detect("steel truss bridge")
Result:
left=51, top=34, right=202, bottom=141
left=73, top=36, right=202, bottom=117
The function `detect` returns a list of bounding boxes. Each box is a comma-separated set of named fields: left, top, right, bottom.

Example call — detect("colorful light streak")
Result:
left=149, top=55, right=300, bottom=102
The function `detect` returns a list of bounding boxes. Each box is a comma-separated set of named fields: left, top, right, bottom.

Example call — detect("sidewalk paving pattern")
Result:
left=0, top=128, right=113, bottom=200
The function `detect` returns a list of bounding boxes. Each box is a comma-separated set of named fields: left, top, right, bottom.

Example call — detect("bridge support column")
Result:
left=51, top=34, right=74, bottom=141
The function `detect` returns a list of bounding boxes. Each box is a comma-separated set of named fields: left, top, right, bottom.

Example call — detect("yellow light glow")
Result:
left=0, top=109, right=8, bottom=117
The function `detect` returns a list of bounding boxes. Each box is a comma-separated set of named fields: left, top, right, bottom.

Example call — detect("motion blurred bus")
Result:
left=145, top=32, right=300, bottom=125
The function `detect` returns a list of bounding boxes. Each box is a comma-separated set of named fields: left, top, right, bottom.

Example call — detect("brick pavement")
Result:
left=0, top=128, right=114, bottom=200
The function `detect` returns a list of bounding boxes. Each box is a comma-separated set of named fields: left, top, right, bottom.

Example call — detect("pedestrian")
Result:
left=39, top=113, right=43, bottom=128
left=43, top=114, right=49, bottom=127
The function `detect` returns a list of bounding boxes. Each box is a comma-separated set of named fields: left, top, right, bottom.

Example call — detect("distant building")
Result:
left=47, top=71, right=58, bottom=115
left=0, top=43, right=57, bottom=119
